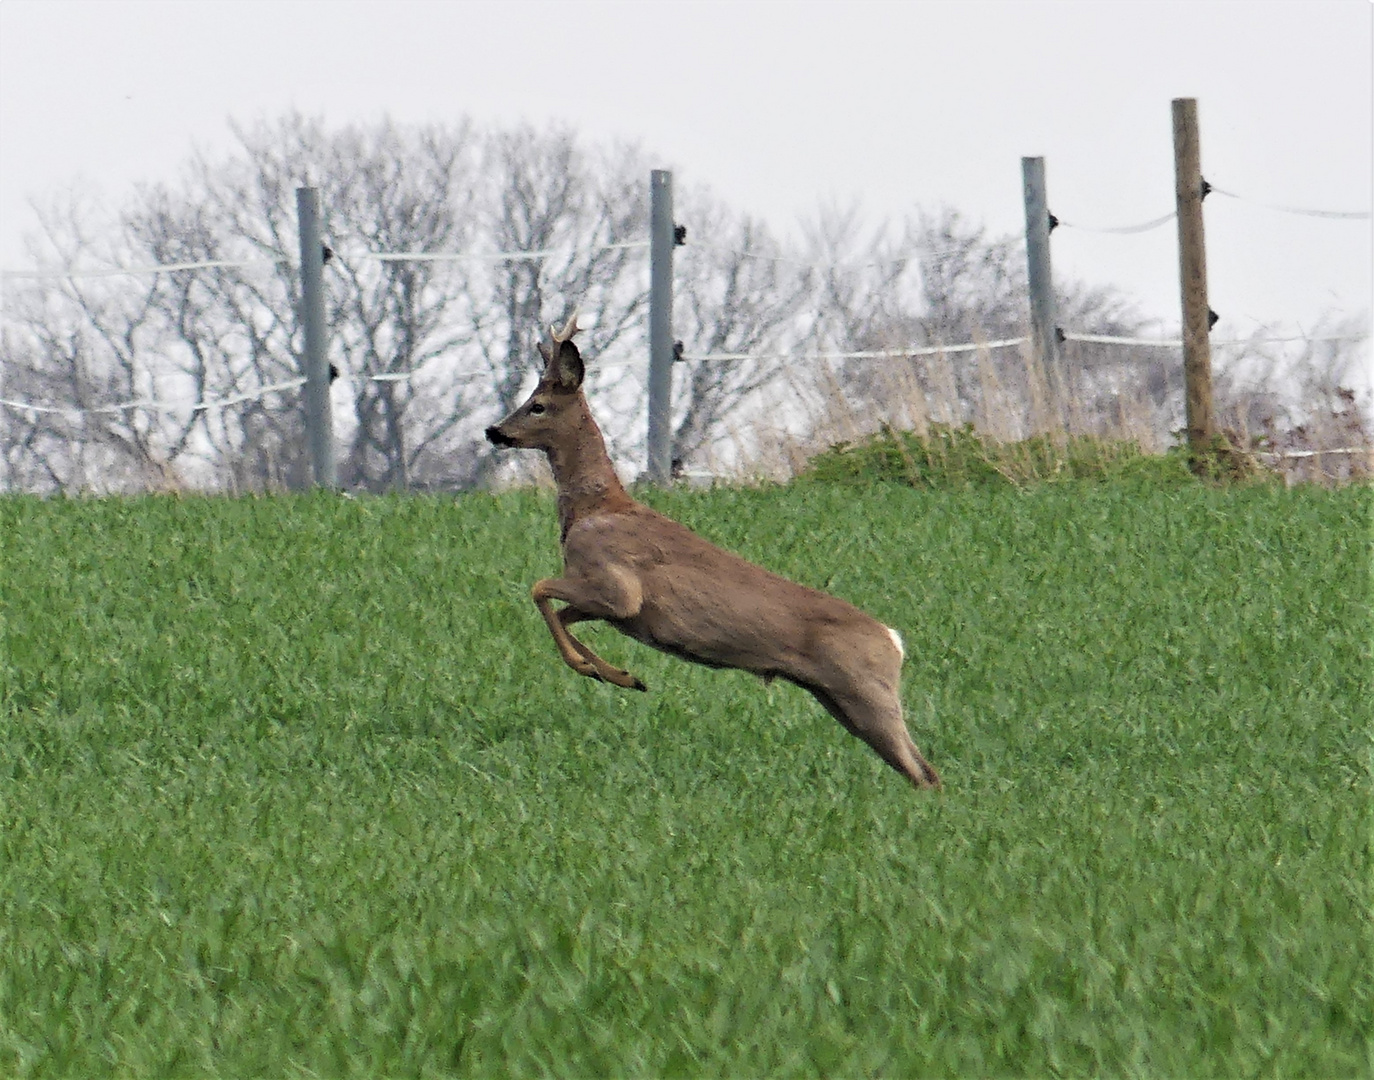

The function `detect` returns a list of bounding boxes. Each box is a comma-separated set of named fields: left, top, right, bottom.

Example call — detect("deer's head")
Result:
left=485, top=314, right=587, bottom=452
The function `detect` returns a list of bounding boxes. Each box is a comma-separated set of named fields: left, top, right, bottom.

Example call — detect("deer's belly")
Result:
left=609, top=601, right=808, bottom=677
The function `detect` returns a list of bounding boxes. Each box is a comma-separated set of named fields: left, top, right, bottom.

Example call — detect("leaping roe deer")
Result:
left=484, top=316, right=942, bottom=790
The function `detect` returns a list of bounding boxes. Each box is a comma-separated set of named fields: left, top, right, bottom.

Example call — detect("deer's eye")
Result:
left=529, top=402, right=546, bottom=415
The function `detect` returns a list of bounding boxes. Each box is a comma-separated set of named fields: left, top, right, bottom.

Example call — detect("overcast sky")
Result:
left=1, top=0, right=1369, bottom=341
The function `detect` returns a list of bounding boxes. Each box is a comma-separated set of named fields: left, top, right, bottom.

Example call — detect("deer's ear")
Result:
left=548, top=340, right=584, bottom=392
left=537, top=341, right=553, bottom=365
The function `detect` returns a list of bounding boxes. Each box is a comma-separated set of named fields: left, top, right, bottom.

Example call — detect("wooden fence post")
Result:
left=1172, top=98, right=1216, bottom=461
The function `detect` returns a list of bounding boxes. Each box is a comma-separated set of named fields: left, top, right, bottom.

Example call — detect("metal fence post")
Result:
left=646, top=169, right=675, bottom=484
left=1021, top=156, right=1062, bottom=422
left=295, top=186, right=337, bottom=489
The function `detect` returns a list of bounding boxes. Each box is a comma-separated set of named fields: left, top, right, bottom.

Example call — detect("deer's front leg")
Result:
left=555, top=607, right=649, bottom=690
left=531, top=576, right=647, bottom=691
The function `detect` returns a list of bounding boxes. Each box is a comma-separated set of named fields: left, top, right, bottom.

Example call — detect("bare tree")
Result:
left=125, top=115, right=485, bottom=491
left=670, top=193, right=814, bottom=469
left=119, top=173, right=309, bottom=490
left=1, top=116, right=488, bottom=492
left=309, top=119, right=478, bottom=491
left=456, top=126, right=658, bottom=486
left=9, top=117, right=808, bottom=491
left=798, top=202, right=921, bottom=354
left=1211, top=313, right=1371, bottom=480
left=794, top=205, right=1164, bottom=447
left=2, top=192, right=205, bottom=491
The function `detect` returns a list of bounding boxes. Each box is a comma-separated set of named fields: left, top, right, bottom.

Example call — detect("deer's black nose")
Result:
left=485, top=425, right=513, bottom=447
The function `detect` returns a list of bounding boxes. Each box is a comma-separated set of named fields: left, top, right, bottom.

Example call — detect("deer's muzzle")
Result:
left=485, top=425, right=516, bottom=448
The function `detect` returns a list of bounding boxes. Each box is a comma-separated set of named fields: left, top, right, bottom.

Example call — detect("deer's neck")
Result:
left=547, top=399, right=635, bottom=542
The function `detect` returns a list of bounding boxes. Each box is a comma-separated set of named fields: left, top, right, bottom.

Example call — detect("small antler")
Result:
left=550, top=311, right=580, bottom=345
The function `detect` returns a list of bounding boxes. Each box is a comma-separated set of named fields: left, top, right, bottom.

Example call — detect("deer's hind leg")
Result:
left=531, top=576, right=647, bottom=691
left=805, top=682, right=942, bottom=790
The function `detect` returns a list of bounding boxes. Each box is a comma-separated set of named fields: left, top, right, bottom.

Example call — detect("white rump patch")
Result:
left=886, top=625, right=905, bottom=659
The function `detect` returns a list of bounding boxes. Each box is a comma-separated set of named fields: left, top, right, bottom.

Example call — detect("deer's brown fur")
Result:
left=485, top=316, right=941, bottom=789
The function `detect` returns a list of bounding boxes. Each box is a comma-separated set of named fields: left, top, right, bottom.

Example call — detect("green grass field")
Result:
left=1, top=479, right=1370, bottom=1077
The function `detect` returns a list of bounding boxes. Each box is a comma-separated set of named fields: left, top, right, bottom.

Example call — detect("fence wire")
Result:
left=1, top=257, right=288, bottom=281
left=1208, top=185, right=1372, bottom=221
